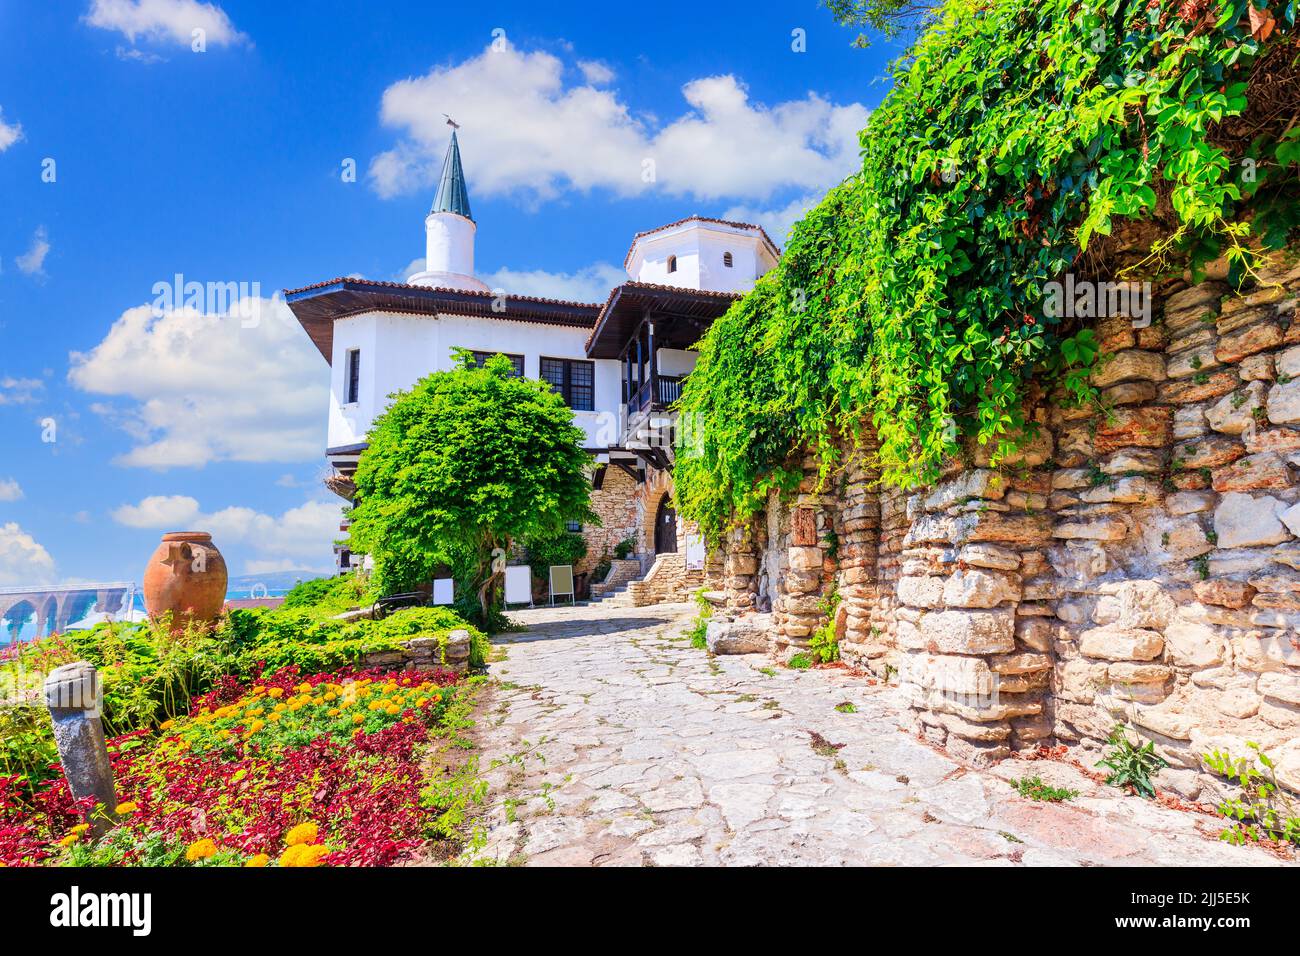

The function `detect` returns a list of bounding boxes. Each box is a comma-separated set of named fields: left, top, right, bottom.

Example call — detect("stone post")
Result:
left=45, top=661, right=118, bottom=835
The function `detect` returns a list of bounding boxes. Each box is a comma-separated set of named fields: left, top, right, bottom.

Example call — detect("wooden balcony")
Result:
left=628, top=374, right=686, bottom=413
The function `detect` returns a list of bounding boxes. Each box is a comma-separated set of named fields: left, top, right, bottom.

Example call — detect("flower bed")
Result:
left=0, top=663, right=478, bottom=867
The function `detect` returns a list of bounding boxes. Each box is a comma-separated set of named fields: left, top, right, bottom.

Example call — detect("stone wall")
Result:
left=713, top=249, right=1300, bottom=795
left=360, top=628, right=473, bottom=674
left=580, top=465, right=640, bottom=576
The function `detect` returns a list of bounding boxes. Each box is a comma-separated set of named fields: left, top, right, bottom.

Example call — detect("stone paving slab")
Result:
left=466, top=603, right=1289, bottom=867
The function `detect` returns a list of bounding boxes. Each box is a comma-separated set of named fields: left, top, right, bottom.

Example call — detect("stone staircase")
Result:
left=587, top=559, right=644, bottom=607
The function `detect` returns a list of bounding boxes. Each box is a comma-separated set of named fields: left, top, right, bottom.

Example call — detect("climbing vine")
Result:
left=677, top=0, right=1299, bottom=544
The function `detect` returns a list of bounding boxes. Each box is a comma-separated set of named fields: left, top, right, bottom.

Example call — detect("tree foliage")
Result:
left=677, top=0, right=1299, bottom=544
left=348, top=352, right=597, bottom=622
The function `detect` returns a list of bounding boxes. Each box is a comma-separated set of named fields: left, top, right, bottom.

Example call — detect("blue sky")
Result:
left=0, top=0, right=898, bottom=588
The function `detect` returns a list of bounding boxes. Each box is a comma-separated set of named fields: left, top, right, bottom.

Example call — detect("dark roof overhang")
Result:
left=284, top=278, right=602, bottom=363
left=585, top=282, right=740, bottom=359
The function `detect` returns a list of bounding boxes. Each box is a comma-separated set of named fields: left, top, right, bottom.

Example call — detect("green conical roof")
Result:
left=430, top=131, right=472, bottom=221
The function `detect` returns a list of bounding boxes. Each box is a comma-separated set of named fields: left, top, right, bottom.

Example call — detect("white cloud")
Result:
left=0, top=479, right=23, bottom=502
left=0, top=522, right=56, bottom=587
left=722, top=193, right=823, bottom=246
left=370, top=42, right=868, bottom=205
left=481, top=262, right=626, bottom=303
left=16, top=226, right=50, bottom=276
left=0, top=377, right=43, bottom=405
left=0, top=108, right=22, bottom=152
left=112, top=493, right=201, bottom=528
left=113, top=494, right=341, bottom=572
left=577, top=60, right=615, bottom=85
left=86, top=0, right=246, bottom=48
left=69, top=295, right=327, bottom=468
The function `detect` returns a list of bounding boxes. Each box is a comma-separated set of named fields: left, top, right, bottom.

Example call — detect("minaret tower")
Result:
left=407, top=128, right=490, bottom=292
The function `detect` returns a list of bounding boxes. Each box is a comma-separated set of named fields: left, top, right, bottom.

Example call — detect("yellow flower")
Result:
left=273, top=703, right=287, bottom=713
left=327, top=708, right=341, bottom=717
left=267, top=713, right=281, bottom=723
left=185, top=838, right=218, bottom=862
left=352, top=714, right=364, bottom=725
left=279, top=844, right=328, bottom=868
left=285, top=821, right=319, bottom=847
left=323, top=692, right=337, bottom=702
left=252, top=686, right=266, bottom=695
left=160, top=719, right=175, bottom=730
left=114, top=802, right=139, bottom=815
left=268, top=688, right=284, bottom=699
left=297, top=682, right=312, bottom=694
left=58, top=834, right=79, bottom=848
left=244, top=854, right=270, bottom=867
left=71, top=823, right=91, bottom=834
left=385, top=705, right=400, bottom=716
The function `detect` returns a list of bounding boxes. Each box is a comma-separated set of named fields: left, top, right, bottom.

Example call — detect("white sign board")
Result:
left=504, top=565, right=533, bottom=606
left=432, top=577, right=454, bottom=605
left=685, top=533, right=706, bottom=571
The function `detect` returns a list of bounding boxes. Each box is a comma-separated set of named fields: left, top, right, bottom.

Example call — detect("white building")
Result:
left=287, top=132, right=779, bottom=591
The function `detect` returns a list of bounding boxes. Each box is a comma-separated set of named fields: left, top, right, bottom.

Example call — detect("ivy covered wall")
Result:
left=676, top=0, right=1299, bottom=540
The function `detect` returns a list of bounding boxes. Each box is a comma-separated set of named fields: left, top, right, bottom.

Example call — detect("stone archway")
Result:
left=636, top=467, right=676, bottom=557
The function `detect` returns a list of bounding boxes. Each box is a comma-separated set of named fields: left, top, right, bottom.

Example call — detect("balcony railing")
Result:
left=628, top=374, right=687, bottom=413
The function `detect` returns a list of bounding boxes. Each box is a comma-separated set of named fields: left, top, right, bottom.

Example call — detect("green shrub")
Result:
left=280, top=573, right=370, bottom=616
left=1009, top=776, right=1078, bottom=802
left=524, top=530, right=588, bottom=580
left=1097, top=724, right=1167, bottom=799
left=808, top=586, right=841, bottom=664
left=1204, top=743, right=1300, bottom=847
left=613, top=537, right=636, bottom=560
left=685, top=588, right=712, bottom=650
left=787, top=654, right=812, bottom=671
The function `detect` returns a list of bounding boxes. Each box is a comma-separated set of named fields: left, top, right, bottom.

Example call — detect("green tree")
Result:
left=822, top=0, right=939, bottom=48
left=348, top=351, right=596, bottom=625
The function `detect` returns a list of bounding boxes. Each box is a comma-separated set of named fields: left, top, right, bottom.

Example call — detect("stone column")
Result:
left=722, top=519, right=762, bottom=616
left=45, top=661, right=118, bottom=835
left=836, top=451, right=885, bottom=673
left=895, top=429, right=1056, bottom=766
left=773, top=454, right=840, bottom=662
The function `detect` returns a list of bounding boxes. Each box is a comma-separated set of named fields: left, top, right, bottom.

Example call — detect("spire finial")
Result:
left=430, top=127, right=472, bottom=222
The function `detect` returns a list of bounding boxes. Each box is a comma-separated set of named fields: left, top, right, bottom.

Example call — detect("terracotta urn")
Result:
left=142, top=532, right=228, bottom=631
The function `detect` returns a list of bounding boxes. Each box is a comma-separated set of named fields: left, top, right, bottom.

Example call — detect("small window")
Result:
left=666, top=255, right=677, bottom=274
left=723, top=251, right=733, bottom=268
left=565, top=520, right=583, bottom=533
left=540, top=357, right=595, bottom=411
left=468, top=350, right=525, bottom=377
left=345, top=349, right=361, bottom=404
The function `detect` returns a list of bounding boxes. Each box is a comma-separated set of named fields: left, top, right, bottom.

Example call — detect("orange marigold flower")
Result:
left=279, top=844, right=329, bottom=868
left=244, top=854, right=271, bottom=867
left=185, top=838, right=218, bottom=862
left=285, top=822, right=319, bottom=847
left=115, top=801, right=139, bottom=814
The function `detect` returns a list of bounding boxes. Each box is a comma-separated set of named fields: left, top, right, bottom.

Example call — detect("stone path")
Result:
left=468, top=603, right=1288, bottom=866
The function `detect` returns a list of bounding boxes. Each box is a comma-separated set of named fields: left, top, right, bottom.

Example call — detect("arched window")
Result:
left=666, top=254, right=677, bottom=273
left=723, top=251, right=733, bottom=268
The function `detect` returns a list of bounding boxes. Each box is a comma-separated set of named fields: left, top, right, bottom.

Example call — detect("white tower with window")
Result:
left=623, top=216, right=780, bottom=293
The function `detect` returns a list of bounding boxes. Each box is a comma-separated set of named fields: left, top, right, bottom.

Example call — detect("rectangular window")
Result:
left=540, top=357, right=595, bottom=411
left=565, top=520, right=583, bottom=533
left=468, top=350, right=525, bottom=377
left=345, top=349, right=361, bottom=404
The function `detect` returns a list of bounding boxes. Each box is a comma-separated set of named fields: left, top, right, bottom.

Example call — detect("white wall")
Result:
left=327, top=311, right=623, bottom=451
left=656, top=348, right=697, bottom=377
